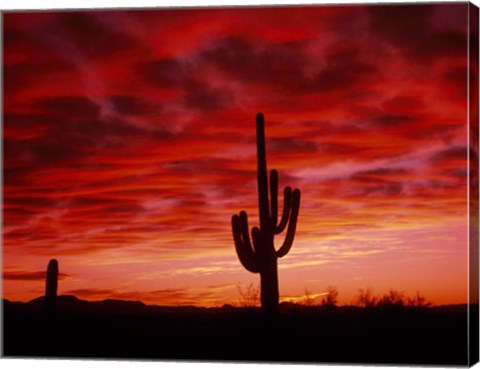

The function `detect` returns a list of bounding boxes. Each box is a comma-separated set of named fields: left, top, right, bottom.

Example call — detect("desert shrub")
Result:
left=378, top=289, right=406, bottom=307
left=236, top=282, right=260, bottom=307
left=303, top=288, right=316, bottom=306
left=407, top=291, right=432, bottom=307
left=321, top=285, right=339, bottom=306
left=355, top=288, right=378, bottom=308
left=354, top=288, right=432, bottom=308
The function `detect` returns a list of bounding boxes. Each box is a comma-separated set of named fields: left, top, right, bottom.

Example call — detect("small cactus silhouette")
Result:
left=231, top=113, right=301, bottom=315
left=45, top=259, right=58, bottom=314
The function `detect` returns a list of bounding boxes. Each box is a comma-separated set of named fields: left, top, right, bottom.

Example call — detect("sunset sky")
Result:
left=3, top=2, right=475, bottom=306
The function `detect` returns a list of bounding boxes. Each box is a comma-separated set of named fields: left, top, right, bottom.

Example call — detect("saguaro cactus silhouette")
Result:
left=231, top=113, right=301, bottom=315
left=45, top=259, right=59, bottom=314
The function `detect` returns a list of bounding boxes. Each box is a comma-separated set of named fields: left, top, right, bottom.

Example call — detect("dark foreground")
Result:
left=3, top=296, right=476, bottom=365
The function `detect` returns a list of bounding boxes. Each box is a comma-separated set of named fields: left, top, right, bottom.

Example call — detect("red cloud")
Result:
left=3, top=3, right=472, bottom=306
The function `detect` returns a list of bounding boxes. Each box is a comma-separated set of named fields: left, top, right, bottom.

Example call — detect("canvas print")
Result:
left=2, top=1, right=479, bottom=366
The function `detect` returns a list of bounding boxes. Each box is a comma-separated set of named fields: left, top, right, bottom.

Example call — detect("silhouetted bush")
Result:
left=355, top=288, right=378, bottom=308
left=303, top=288, right=316, bottom=306
left=236, top=282, right=260, bottom=307
left=407, top=291, right=432, bottom=307
left=353, top=288, right=432, bottom=308
left=321, top=286, right=339, bottom=306
left=378, top=289, right=406, bottom=307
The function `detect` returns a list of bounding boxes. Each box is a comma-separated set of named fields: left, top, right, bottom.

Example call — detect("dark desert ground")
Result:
left=3, top=296, right=477, bottom=366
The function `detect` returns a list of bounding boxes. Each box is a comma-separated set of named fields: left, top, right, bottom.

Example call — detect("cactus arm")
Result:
left=256, top=113, right=270, bottom=230
left=275, top=186, right=292, bottom=234
left=251, top=226, right=261, bottom=254
left=238, top=211, right=252, bottom=247
left=276, top=188, right=301, bottom=258
left=270, top=169, right=278, bottom=228
left=232, top=214, right=258, bottom=273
